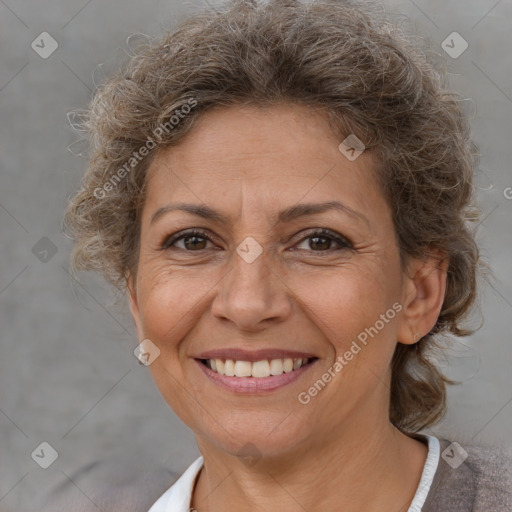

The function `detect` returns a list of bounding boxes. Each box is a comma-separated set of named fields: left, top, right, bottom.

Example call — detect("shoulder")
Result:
left=423, top=437, right=512, bottom=512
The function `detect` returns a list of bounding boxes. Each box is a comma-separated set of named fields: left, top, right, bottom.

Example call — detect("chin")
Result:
left=196, top=409, right=311, bottom=461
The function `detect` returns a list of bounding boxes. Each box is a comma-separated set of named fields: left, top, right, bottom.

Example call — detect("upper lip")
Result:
left=194, top=348, right=317, bottom=362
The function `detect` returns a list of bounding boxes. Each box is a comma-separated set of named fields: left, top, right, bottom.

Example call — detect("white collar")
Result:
left=147, top=455, right=204, bottom=512
left=407, top=435, right=440, bottom=511
left=148, top=435, right=440, bottom=512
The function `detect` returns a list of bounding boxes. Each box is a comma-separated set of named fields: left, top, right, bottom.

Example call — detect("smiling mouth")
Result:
left=198, top=357, right=317, bottom=378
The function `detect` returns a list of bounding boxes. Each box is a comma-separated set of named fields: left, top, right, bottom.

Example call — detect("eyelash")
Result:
left=161, top=229, right=209, bottom=251
left=161, top=228, right=353, bottom=253
left=293, top=229, right=353, bottom=252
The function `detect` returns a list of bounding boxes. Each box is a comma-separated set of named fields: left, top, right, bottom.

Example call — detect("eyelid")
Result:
left=293, top=228, right=353, bottom=250
left=162, top=227, right=353, bottom=252
left=161, top=228, right=216, bottom=250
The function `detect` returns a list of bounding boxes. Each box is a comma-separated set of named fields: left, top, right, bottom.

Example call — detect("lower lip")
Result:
left=195, top=359, right=317, bottom=393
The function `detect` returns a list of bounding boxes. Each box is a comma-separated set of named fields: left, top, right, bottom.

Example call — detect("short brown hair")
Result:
left=64, top=0, right=481, bottom=432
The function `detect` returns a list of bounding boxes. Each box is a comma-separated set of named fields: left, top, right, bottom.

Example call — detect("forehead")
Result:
left=143, top=103, right=386, bottom=221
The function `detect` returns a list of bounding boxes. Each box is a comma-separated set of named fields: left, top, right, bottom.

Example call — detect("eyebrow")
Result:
left=150, top=203, right=227, bottom=225
left=277, top=201, right=369, bottom=227
left=150, top=200, right=369, bottom=228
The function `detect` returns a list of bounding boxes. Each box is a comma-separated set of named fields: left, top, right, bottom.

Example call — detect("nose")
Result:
left=211, top=247, right=292, bottom=332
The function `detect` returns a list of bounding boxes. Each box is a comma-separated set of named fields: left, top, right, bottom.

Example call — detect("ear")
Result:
left=127, top=273, right=144, bottom=341
left=397, top=253, right=448, bottom=345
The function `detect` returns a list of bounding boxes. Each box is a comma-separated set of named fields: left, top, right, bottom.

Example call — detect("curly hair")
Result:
left=63, top=0, right=481, bottom=432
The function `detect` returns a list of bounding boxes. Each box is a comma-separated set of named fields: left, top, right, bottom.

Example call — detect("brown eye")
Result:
left=181, top=234, right=208, bottom=250
left=309, top=235, right=333, bottom=251
left=294, top=229, right=352, bottom=252
left=162, top=229, right=214, bottom=251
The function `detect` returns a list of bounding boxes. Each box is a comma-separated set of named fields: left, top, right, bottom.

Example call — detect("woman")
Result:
left=64, top=0, right=512, bottom=510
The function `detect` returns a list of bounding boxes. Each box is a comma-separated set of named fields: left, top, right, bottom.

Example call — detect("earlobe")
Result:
left=397, top=254, right=448, bottom=345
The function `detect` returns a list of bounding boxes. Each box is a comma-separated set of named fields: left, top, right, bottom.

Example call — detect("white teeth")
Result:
left=224, top=359, right=235, bottom=376
left=269, top=358, right=283, bottom=375
left=234, top=360, right=252, bottom=377
left=251, top=360, right=271, bottom=378
left=206, top=357, right=311, bottom=377
left=215, top=359, right=225, bottom=374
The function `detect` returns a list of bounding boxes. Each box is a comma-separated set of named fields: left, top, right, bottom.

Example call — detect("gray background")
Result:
left=1, top=0, right=511, bottom=510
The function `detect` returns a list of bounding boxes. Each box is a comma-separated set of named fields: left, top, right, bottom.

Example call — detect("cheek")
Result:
left=293, top=262, right=402, bottom=359
left=136, top=269, right=213, bottom=426
left=137, top=265, right=214, bottom=345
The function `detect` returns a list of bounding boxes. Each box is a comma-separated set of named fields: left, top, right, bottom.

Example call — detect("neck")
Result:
left=191, top=420, right=428, bottom=512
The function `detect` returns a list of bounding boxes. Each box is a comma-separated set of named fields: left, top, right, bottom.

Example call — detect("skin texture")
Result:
left=127, top=103, right=447, bottom=512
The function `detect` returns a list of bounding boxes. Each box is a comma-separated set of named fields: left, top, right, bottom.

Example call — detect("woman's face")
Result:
left=128, top=103, right=430, bottom=458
